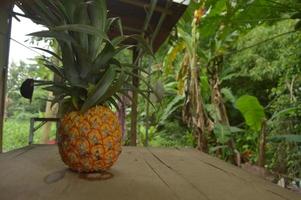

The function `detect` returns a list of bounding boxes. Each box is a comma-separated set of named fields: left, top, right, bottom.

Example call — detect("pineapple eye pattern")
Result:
left=58, top=106, right=122, bottom=172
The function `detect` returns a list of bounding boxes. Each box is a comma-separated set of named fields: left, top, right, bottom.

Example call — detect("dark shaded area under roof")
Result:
left=107, top=0, right=187, bottom=51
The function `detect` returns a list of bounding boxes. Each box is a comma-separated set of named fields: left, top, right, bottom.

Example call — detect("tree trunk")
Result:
left=196, top=127, right=208, bottom=152
left=209, top=56, right=240, bottom=165
left=258, top=120, right=267, bottom=167
left=183, top=54, right=209, bottom=153
left=191, top=66, right=208, bottom=152
left=182, top=8, right=212, bottom=152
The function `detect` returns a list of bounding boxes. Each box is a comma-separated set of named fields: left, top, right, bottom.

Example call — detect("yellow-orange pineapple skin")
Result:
left=58, top=106, right=122, bottom=172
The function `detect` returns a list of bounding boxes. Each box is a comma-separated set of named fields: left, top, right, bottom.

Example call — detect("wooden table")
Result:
left=0, top=145, right=299, bottom=200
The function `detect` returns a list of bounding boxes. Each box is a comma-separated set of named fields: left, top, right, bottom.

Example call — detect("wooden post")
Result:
left=0, top=1, right=13, bottom=153
left=129, top=0, right=158, bottom=146
left=130, top=49, right=139, bottom=146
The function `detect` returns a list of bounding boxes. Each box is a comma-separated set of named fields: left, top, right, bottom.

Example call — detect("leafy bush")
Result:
left=3, top=119, right=57, bottom=152
left=3, top=120, right=29, bottom=152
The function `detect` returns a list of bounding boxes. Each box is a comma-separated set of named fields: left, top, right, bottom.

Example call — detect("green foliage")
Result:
left=236, top=95, right=266, bottom=131
left=151, top=121, right=194, bottom=148
left=213, top=124, right=231, bottom=144
left=158, top=95, right=184, bottom=125
left=270, top=135, right=301, bottom=143
left=221, top=88, right=236, bottom=104
left=213, top=123, right=244, bottom=144
left=267, top=141, right=301, bottom=178
left=3, top=119, right=56, bottom=152
left=18, top=0, right=152, bottom=113
left=6, top=61, right=50, bottom=119
left=3, top=120, right=29, bottom=151
left=147, top=3, right=301, bottom=180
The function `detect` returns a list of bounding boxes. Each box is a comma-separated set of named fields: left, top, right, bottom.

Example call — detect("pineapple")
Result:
left=59, top=106, right=122, bottom=172
left=18, top=0, right=151, bottom=172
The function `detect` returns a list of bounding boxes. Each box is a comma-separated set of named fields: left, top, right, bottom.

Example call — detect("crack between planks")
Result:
left=147, top=148, right=212, bottom=200
left=147, top=149, right=292, bottom=200
left=203, top=160, right=246, bottom=180
left=141, top=155, right=181, bottom=200
left=188, top=151, right=278, bottom=196
left=198, top=157, right=251, bottom=184
left=266, top=189, right=293, bottom=200
left=147, top=149, right=173, bottom=170
left=13, top=146, right=36, bottom=158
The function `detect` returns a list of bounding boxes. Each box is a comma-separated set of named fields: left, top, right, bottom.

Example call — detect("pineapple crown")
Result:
left=17, top=0, right=153, bottom=113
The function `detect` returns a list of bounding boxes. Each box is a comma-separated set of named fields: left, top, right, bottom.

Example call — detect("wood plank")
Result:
left=148, top=148, right=300, bottom=200
left=139, top=148, right=209, bottom=200
left=0, top=145, right=177, bottom=200
left=0, top=145, right=300, bottom=200
left=183, top=148, right=301, bottom=200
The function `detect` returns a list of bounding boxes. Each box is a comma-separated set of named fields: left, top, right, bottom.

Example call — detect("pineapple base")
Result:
left=58, top=106, right=122, bottom=173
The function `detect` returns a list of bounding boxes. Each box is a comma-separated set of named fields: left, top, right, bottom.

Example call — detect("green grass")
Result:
left=3, top=119, right=57, bottom=152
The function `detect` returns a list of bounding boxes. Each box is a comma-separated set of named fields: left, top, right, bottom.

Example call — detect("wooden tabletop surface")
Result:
left=0, top=145, right=299, bottom=200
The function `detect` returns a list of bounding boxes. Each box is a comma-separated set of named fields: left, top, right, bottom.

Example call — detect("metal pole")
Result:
left=0, top=1, right=13, bottom=153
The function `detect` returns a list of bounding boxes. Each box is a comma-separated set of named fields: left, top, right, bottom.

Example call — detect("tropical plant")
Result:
left=236, top=95, right=266, bottom=132
left=6, top=61, right=50, bottom=119
left=17, top=0, right=151, bottom=172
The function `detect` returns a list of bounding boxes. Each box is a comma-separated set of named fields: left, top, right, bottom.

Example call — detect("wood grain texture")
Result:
left=0, top=145, right=299, bottom=200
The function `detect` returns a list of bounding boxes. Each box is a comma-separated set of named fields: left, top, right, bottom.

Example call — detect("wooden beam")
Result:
left=123, top=26, right=143, bottom=33
left=120, top=0, right=173, bottom=15
left=0, top=1, right=13, bottom=153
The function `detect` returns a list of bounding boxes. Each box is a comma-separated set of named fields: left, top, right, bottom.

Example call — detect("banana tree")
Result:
left=163, top=2, right=213, bottom=152
left=162, top=0, right=294, bottom=160
left=195, top=0, right=283, bottom=161
left=235, top=94, right=300, bottom=167
left=236, top=95, right=266, bottom=166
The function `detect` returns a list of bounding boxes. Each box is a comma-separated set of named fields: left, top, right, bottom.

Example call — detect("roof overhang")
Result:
left=107, top=0, right=187, bottom=51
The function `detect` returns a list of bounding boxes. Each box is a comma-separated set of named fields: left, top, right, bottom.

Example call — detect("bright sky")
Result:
left=9, top=7, right=46, bottom=65
left=173, top=0, right=190, bottom=5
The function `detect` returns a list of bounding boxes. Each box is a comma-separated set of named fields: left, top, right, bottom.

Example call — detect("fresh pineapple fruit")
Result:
left=59, top=106, right=122, bottom=172
left=19, top=0, right=151, bottom=173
